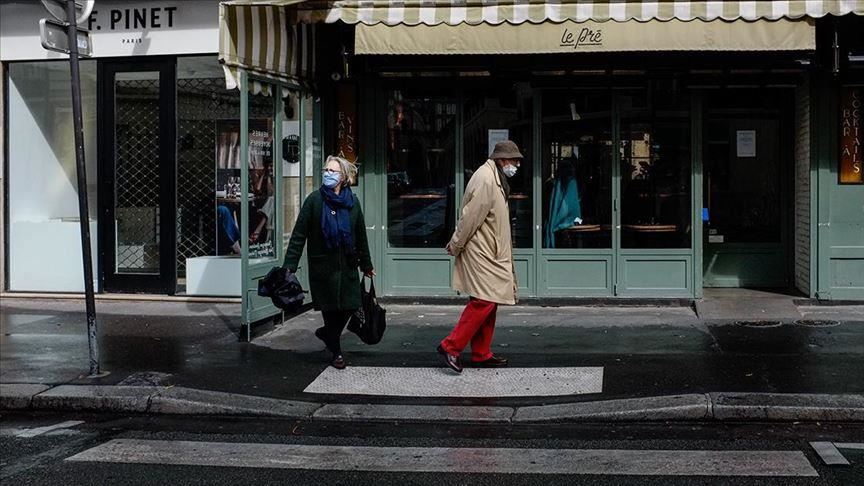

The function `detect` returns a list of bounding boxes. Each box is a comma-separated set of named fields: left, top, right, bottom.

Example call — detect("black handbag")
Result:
left=347, top=277, right=387, bottom=345
left=257, top=266, right=306, bottom=312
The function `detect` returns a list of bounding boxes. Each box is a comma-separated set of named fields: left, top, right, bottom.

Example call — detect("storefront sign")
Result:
left=1, top=0, right=220, bottom=60
left=336, top=84, right=358, bottom=164
left=840, top=87, right=863, bottom=184
left=355, top=18, right=816, bottom=55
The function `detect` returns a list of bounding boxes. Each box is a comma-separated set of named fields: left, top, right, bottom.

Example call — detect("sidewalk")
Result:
left=2, top=297, right=863, bottom=423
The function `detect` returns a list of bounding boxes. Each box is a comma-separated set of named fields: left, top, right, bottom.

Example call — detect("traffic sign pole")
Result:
left=64, top=0, right=101, bottom=376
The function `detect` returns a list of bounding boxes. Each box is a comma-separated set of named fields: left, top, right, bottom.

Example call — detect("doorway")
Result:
left=99, top=59, right=176, bottom=294
left=702, top=89, right=793, bottom=288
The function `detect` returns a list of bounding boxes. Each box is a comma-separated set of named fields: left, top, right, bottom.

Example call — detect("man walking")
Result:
left=437, top=140, right=522, bottom=373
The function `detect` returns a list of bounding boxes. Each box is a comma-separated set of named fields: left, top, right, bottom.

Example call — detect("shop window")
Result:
left=619, top=87, right=692, bottom=249
left=281, top=94, right=315, bottom=252
left=386, top=91, right=457, bottom=248
left=703, top=89, right=787, bottom=244
left=541, top=90, right=613, bottom=249
left=176, top=57, right=243, bottom=277
left=7, top=60, right=98, bottom=292
left=245, top=88, right=277, bottom=262
left=464, top=83, right=533, bottom=248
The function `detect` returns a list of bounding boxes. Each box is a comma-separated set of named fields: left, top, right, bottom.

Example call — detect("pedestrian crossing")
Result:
left=66, top=439, right=819, bottom=477
left=303, top=366, right=604, bottom=397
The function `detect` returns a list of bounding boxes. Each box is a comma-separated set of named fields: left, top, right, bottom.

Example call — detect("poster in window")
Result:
left=736, top=130, right=756, bottom=158
left=840, top=87, right=863, bottom=184
left=214, top=119, right=275, bottom=260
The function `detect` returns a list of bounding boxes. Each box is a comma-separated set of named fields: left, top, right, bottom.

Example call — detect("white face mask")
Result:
left=502, top=164, right=518, bottom=178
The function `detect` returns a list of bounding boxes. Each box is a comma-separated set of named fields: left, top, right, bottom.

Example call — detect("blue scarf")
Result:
left=320, top=185, right=355, bottom=253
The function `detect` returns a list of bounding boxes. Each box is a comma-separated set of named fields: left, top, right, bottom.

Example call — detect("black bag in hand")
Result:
left=257, top=266, right=306, bottom=312
left=347, top=277, right=386, bottom=345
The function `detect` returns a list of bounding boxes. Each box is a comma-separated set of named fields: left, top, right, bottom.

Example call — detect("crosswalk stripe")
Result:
left=835, top=443, right=864, bottom=450
left=66, top=439, right=818, bottom=477
left=304, top=366, right=603, bottom=397
left=810, top=441, right=850, bottom=466
left=15, top=421, right=85, bottom=438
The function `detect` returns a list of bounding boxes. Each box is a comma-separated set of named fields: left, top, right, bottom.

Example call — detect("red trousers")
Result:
left=440, top=298, right=498, bottom=362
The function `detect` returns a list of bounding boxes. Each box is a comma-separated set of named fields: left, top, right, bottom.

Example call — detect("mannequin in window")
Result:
left=544, top=157, right=583, bottom=248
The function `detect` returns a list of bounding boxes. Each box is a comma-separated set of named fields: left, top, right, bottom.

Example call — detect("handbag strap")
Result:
left=362, top=275, right=376, bottom=298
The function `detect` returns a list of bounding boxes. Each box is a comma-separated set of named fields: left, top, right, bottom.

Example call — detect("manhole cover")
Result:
left=735, top=320, right=782, bottom=328
left=795, top=319, right=841, bottom=328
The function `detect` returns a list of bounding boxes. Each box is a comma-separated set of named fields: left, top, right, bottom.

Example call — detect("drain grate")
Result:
left=795, top=319, right=841, bottom=328
left=735, top=320, right=783, bottom=328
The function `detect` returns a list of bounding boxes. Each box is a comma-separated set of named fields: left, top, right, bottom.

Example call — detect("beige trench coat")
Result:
left=448, top=160, right=516, bottom=305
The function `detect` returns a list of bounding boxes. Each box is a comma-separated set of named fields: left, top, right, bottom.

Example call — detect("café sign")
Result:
left=840, top=87, right=863, bottom=184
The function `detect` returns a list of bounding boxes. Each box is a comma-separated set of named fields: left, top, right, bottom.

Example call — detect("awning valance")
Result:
left=356, top=18, right=817, bottom=55
left=219, top=0, right=316, bottom=91
left=314, top=1, right=864, bottom=25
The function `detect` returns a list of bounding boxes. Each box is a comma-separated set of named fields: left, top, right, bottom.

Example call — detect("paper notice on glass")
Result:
left=488, top=129, right=509, bottom=157
left=736, top=130, right=756, bottom=158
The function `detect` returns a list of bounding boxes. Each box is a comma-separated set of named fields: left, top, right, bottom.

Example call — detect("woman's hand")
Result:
left=364, top=269, right=376, bottom=278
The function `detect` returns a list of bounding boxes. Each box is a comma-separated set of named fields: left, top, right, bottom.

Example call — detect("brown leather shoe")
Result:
left=331, top=354, right=346, bottom=370
left=474, top=355, right=508, bottom=368
left=437, top=345, right=462, bottom=373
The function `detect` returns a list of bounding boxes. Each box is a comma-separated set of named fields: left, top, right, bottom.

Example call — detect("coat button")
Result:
left=331, top=210, right=336, bottom=215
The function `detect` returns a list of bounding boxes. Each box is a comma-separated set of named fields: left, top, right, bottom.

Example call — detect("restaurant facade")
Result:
left=2, top=1, right=863, bottom=328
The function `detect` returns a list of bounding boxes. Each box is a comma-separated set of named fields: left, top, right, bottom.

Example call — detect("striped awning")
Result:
left=219, top=1, right=863, bottom=89
left=219, top=0, right=316, bottom=92
left=310, top=1, right=864, bottom=25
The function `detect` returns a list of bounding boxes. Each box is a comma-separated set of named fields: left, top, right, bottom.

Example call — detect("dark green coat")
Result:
left=283, top=189, right=373, bottom=312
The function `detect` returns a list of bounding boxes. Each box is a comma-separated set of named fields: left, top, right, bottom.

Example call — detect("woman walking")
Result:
left=283, top=156, right=375, bottom=369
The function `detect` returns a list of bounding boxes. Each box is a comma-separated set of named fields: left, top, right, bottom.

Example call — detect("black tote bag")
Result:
left=347, top=277, right=387, bottom=345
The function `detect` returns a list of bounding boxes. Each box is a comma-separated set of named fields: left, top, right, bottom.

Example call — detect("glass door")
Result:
left=702, top=89, right=790, bottom=288
left=100, top=60, right=176, bottom=294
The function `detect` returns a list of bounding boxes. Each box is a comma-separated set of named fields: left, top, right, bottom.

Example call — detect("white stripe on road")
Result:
left=66, top=439, right=818, bottom=477
left=810, top=441, right=850, bottom=466
left=835, top=443, right=864, bottom=450
left=15, top=420, right=84, bottom=438
left=303, top=366, right=603, bottom=397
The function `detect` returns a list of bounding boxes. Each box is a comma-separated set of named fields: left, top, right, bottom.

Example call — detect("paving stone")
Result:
left=149, top=387, right=320, bottom=418
left=513, top=394, right=710, bottom=423
left=314, top=403, right=514, bottom=423
left=711, top=392, right=864, bottom=421
left=31, top=385, right=158, bottom=413
left=0, top=383, right=52, bottom=409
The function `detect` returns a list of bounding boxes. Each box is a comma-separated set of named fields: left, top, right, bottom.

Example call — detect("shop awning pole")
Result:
left=65, top=0, right=100, bottom=377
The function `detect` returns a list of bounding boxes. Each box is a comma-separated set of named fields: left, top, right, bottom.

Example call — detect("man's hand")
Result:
left=445, top=242, right=456, bottom=256
left=364, top=269, right=376, bottom=278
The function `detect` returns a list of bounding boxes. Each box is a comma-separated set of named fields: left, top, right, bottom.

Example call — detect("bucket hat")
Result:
left=489, top=140, right=524, bottom=160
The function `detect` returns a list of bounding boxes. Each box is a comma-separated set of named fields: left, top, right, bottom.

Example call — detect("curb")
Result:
left=2, top=384, right=863, bottom=424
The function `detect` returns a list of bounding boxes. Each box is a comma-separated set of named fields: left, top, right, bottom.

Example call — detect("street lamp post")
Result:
left=62, top=0, right=100, bottom=376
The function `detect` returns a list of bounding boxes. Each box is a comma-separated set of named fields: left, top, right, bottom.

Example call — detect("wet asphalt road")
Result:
left=2, top=412, right=863, bottom=485
left=2, top=299, right=863, bottom=407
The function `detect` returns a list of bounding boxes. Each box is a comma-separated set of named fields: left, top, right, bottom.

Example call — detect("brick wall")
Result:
left=794, top=80, right=811, bottom=297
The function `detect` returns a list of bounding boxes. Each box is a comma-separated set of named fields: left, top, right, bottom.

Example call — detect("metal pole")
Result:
left=66, top=0, right=100, bottom=376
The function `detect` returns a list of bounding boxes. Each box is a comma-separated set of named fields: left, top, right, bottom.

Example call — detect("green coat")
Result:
left=283, top=189, right=373, bottom=312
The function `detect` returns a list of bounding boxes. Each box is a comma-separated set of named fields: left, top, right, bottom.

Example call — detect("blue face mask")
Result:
left=323, top=171, right=342, bottom=189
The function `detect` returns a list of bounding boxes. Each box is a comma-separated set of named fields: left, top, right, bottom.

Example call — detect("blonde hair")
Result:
left=325, top=155, right=358, bottom=186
